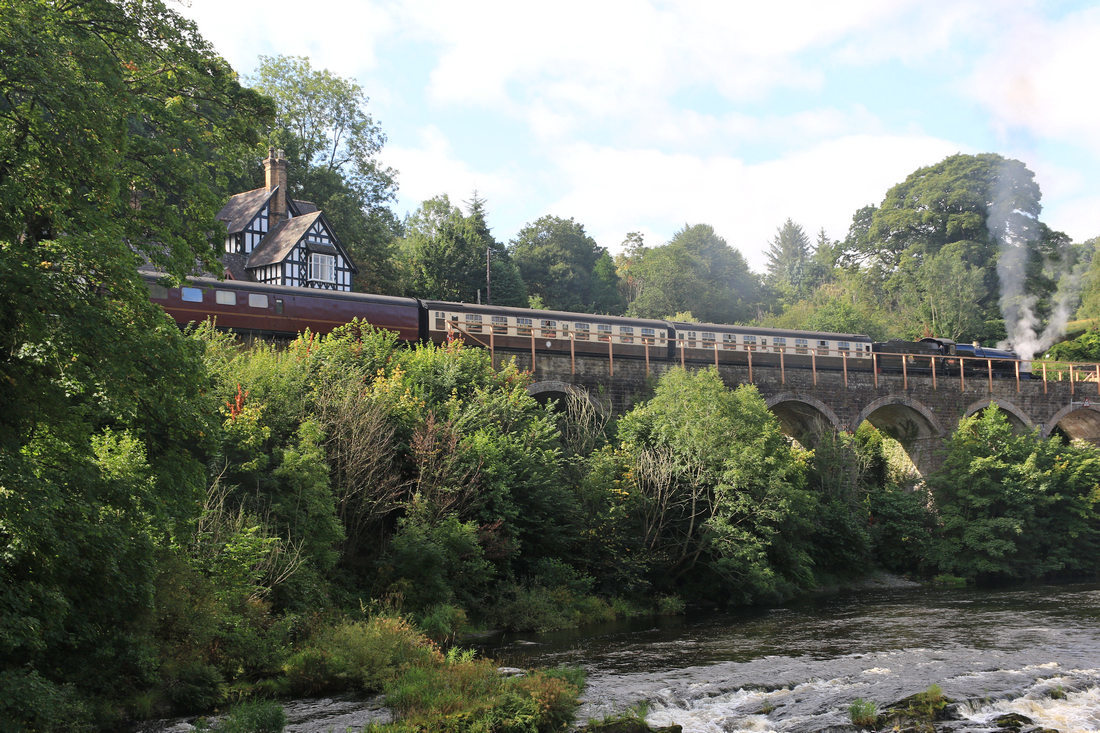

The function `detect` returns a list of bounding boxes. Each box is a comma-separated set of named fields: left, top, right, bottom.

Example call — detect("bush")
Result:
left=655, top=594, right=685, bottom=616
left=216, top=699, right=286, bottom=733
left=373, top=660, right=583, bottom=733
left=418, top=603, right=469, bottom=644
left=283, top=616, right=442, bottom=696
left=0, top=669, right=93, bottom=733
left=848, top=698, right=877, bottom=727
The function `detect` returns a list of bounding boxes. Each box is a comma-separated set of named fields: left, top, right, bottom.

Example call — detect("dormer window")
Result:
left=309, top=253, right=335, bottom=283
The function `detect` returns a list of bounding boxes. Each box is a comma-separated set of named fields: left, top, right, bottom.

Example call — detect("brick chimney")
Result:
left=263, top=147, right=287, bottom=225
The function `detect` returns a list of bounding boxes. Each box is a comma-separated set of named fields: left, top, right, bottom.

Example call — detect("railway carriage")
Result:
left=420, top=300, right=673, bottom=360
left=669, top=321, right=874, bottom=371
left=143, top=273, right=421, bottom=341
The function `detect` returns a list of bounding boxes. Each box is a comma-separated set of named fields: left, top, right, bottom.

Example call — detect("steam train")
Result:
left=144, top=273, right=1023, bottom=377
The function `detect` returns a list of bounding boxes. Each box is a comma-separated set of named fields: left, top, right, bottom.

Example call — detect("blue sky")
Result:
left=178, top=0, right=1100, bottom=273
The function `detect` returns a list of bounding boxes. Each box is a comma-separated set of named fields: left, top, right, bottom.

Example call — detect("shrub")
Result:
left=418, top=603, right=469, bottom=644
left=655, top=594, right=685, bottom=616
left=216, top=699, right=286, bottom=733
left=374, top=661, right=583, bottom=733
left=283, top=615, right=442, bottom=695
left=848, top=698, right=877, bottom=727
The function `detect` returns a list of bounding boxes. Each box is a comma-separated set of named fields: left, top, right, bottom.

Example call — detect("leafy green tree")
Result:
left=397, top=195, right=525, bottom=305
left=928, top=407, right=1100, bottom=582
left=1046, top=328, right=1100, bottom=361
left=397, top=195, right=487, bottom=302
left=626, top=224, right=762, bottom=323
left=510, top=216, right=623, bottom=313
left=250, top=55, right=400, bottom=293
left=840, top=154, right=1069, bottom=343
left=896, top=242, right=989, bottom=341
left=616, top=368, right=814, bottom=603
left=1074, top=237, right=1100, bottom=321
left=0, top=0, right=268, bottom=725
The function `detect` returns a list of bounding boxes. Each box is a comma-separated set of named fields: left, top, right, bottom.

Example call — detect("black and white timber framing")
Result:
left=215, top=149, right=358, bottom=292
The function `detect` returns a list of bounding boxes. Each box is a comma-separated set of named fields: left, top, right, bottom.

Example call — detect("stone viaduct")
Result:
left=506, top=350, right=1100, bottom=475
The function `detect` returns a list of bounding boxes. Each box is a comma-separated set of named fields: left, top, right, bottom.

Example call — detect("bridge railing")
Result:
left=442, top=320, right=1100, bottom=395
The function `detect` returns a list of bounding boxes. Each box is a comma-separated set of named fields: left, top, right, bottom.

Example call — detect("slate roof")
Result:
left=216, top=188, right=275, bottom=234
left=246, top=211, right=322, bottom=268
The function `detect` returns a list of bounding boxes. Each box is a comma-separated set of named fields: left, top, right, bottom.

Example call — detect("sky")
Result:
left=176, top=0, right=1100, bottom=274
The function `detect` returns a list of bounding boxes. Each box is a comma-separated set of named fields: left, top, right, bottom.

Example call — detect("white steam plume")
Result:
left=989, top=162, right=1081, bottom=363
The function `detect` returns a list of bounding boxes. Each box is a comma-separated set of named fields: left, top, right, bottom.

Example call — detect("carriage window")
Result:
left=517, top=317, right=533, bottom=336
left=795, top=338, right=809, bottom=354
left=181, top=287, right=203, bottom=302
left=838, top=341, right=850, bottom=352
left=760, top=337, right=768, bottom=346
left=215, top=290, right=236, bottom=305
left=743, top=335, right=757, bottom=349
left=274, top=298, right=284, bottom=314
left=701, top=332, right=716, bottom=343
left=722, top=333, right=737, bottom=350
left=685, top=331, right=697, bottom=348
left=641, top=327, right=656, bottom=343
left=492, top=315, right=508, bottom=335
left=818, top=339, right=829, bottom=353
left=248, top=293, right=268, bottom=308
left=620, top=326, right=634, bottom=344
left=597, top=324, right=612, bottom=341
left=147, top=282, right=168, bottom=299
left=435, top=311, right=447, bottom=330
left=540, top=319, right=557, bottom=338
left=574, top=323, right=590, bottom=340
left=467, top=313, right=483, bottom=333
left=773, top=337, right=787, bottom=351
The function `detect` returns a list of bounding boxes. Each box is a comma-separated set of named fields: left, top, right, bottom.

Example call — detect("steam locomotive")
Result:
left=144, top=273, right=1023, bottom=377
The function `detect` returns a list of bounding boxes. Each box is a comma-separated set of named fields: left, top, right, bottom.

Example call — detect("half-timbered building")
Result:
left=215, top=149, right=357, bottom=291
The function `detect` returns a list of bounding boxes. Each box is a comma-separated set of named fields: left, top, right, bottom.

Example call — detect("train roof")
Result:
left=143, top=272, right=419, bottom=308
left=667, top=320, right=873, bottom=343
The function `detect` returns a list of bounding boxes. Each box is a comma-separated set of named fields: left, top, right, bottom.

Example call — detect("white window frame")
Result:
left=309, top=253, right=336, bottom=284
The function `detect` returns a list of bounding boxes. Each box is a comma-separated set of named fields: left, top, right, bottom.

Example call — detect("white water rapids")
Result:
left=489, top=582, right=1100, bottom=732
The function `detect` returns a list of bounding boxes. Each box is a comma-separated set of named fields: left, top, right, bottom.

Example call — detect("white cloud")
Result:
left=387, top=126, right=521, bottom=218
left=544, top=134, right=963, bottom=272
left=967, top=5, right=1100, bottom=155
left=398, top=0, right=924, bottom=112
left=174, top=0, right=393, bottom=77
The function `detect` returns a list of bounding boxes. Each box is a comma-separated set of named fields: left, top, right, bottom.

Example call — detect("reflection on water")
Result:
left=482, top=583, right=1100, bottom=732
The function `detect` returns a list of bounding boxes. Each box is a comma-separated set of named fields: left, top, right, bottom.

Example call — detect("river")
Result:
left=144, top=581, right=1100, bottom=732
left=483, top=581, right=1100, bottom=732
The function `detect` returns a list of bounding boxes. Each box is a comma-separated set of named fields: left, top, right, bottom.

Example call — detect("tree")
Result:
left=0, top=0, right=269, bottom=725
left=765, top=218, right=813, bottom=295
left=1074, top=237, right=1100, bottom=321
left=510, top=216, right=623, bottom=313
left=250, top=55, right=399, bottom=293
left=396, top=195, right=525, bottom=305
left=839, top=154, right=1071, bottom=344
left=615, top=369, right=814, bottom=602
left=626, top=224, right=761, bottom=323
left=928, top=407, right=1100, bottom=582
left=465, top=192, right=527, bottom=307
